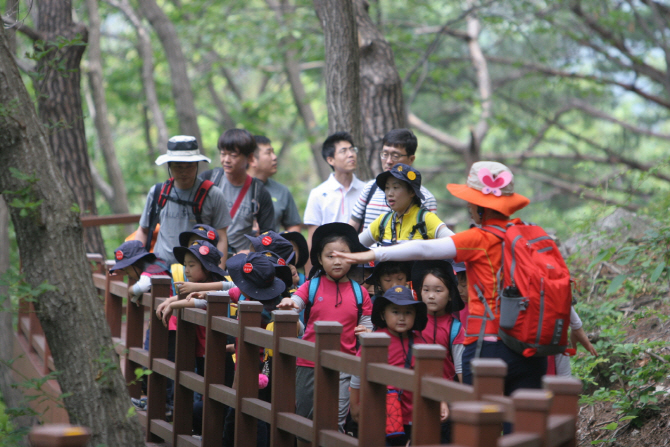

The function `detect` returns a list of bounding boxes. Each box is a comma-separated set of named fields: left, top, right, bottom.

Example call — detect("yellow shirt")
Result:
left=369, top=205, right=444, bottom=244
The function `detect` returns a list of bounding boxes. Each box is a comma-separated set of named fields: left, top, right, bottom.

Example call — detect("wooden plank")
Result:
left=498, top=433, right=542, bottom=447
left=367, top=363, right=414, bottom=391
left=80, top=213, right=141, bottom=227
left=136, top=410, right=147, bottom=429
left=128, top=347, right=150, bottom=369
left=211, top=315, right=238, bottom=337
left=150, top=419, right=173, bottom=442
left=241, top=397, right=272, bottom=423
left=320, top=350, right=359, bottom=376
left=177, top=434, right=202, bottom=447
left=209, top=384, right=236, bottom=408
left=319, top=429, right=358, bottom=447
left=182, top=308, right=207, bottom=327
left=179, top=371, right=205, bottom=396
left=244, top=327, right=273, bottom=349
left=276, top=412, right=313, bottom=442
left=421, top=377, right=474, bottom=403
left=482, top=394, right=514, bottom=423
left=111, top=337, right=126, bottom=357
left=546, top=415, right=574, bottom=447
left=278, top=337, right=314, bottom=362
left=92, top=274, right=106, bottom=290
left=109, top=280, right=128, bottom=299
left=152, top=358, right=176, bottom=381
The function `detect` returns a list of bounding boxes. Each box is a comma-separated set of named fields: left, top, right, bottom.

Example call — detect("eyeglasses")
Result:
left=380, top=151, right=407, bottom=162
left=336, top=146, right=359, bottom=155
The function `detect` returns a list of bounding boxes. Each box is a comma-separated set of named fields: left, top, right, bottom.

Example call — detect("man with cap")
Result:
left=134, top=135, right=231, bottom=266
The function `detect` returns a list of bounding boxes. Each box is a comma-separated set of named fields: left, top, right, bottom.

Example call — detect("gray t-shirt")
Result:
left=264, top=178, right=302, bottom=231
left=210, top=174, right=274, bottom=253
left=139, top=180, right=231, bottom=265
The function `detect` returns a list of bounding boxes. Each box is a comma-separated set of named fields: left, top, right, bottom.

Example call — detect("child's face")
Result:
left=382, top=304, right=416, bottom=336
left=379, top=272, right=407, bottom=293
left=421, top=273, right=450, bottom=316
left=184, top=253, right=208, bottom=282
left=384, top=178, right=415, bottom=213
left=456, top=272, right=468, bottom=303
left=187, top=235, right=202, bottom=247
left=319, top=240, right=351, bottom=281
left=288, top=264, right=300, bottom=286
left=122, top=266, right=140, bottom=281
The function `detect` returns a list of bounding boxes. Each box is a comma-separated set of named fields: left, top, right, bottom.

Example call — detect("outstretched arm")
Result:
left=333, top=237, right=457, bottom=264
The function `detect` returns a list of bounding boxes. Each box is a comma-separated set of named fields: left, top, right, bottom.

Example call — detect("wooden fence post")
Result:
left=412, top=344, right=446, bottom=446
left=312, top=321, right=343, bottom=445
left=145, top=275, right=172, bottom=443
left=511, top=389, right=553, bottom=445
left=472, top=358, right=507, bottom=399
left=124, top=270, right=145, bottom=399
left=270, top=310, right=300, bottom=447
left=104, top=261, right=122, bottom=338
left=171, top=305, right=198, bottom=444
left=358, top=332, right=390, bottom=447
left=543, top=376, right=582, bottom=447
left=234, top=301, right=264, bottom=447
left=451, top=401, right=505, bottom=447
left=202, top=291, right=232, bottom=447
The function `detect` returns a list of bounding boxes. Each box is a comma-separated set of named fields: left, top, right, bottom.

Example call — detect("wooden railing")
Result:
left=20, top=254, right=584, bottom=447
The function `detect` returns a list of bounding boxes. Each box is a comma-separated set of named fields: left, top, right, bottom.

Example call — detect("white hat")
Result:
left=155, top=136, right=211, bottom=165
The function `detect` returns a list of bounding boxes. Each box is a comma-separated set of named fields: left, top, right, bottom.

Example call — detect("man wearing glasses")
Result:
left=348, top=128, right=437, bottom=235
left=304, top=131, right=366, bottom=256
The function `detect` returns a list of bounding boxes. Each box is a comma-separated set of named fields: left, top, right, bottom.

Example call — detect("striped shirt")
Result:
left=350, top=179, right=437, bottom=231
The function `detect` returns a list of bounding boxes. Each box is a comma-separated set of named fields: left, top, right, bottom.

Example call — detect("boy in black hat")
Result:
left=359, top=163, right=453, bottom=247
left=281, top=231, right=309, bottom=293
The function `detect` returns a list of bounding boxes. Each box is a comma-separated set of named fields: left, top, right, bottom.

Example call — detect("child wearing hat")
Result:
left=110, top=240, right=169, bottom=305
left=365, top=261, right=413, bottom=302
left=281, top=230, right=309, bottom=293
left=333, top=161, right=549, bottom=425
left=359, top=163, right=453, bottom=247
left=349, top=285, right=428, bottom=445
left=277, top=222, right=373, bottom=435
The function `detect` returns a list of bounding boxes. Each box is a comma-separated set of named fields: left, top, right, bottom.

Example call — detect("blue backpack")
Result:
left=303, top=276, right=364, bottom=327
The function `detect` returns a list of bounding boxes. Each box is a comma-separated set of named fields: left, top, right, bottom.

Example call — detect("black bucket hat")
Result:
left=410, top=260, right=465, bottom=313
left=258, top=250, right=293, bottom=292
left=375, top=163, right=424, bottom=201
left=227, top=252, right=286, bottom=301
left=245, top=231, right=295, bottom=265
left=179, top=224, right=220, bottom=247
left=281, top=231, right=309, bottom=269
left=110, top=240, right=156, bottom=271
left=310, top=223, right=369, bottom=273
left=173, top=240, right=227, bottom=280
left=371, top=285, right=428, bottom=331
left=363, top=260, right=413, bottom=286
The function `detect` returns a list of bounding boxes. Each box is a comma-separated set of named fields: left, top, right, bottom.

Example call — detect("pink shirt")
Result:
left=419, top=313, right=465, bottom=380
left=294, top=276, right=372, bottom=368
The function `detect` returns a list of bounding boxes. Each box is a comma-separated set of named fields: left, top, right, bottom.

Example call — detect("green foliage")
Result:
left=0, top=266, right=58, bottom=309
left=2, top=168, right=43, bottom=219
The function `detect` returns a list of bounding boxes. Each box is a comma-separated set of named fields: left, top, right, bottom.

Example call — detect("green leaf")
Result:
left=126, top=406, right=136, bottom=418
left=618, top=416, right=637, bottom=421
left=604, top=422, right=618, bottom=430
left=650, top=261, right=666, bottom=283
left=606, top=274, right=626, bottom=296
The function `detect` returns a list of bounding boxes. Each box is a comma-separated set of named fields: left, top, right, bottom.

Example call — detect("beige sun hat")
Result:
left=155, top=135, right=211, bottom=165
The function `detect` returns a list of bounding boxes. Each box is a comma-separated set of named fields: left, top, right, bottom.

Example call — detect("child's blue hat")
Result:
left=110, top=240, right=156, bottom=271
left=375, top=163, right=424, bottom=201
left=258, top=250, right=293, bottom=292
left=179, top=224, right=220, bottom=247
left=245, top=231, right=295, bottom=264
left=227, top=252, right=286, bottom=301
left=410, top=260, right=464, bottom=313
left=173, top=240, right=226, bottom=280
left=372, top=285, right=427, bottom=331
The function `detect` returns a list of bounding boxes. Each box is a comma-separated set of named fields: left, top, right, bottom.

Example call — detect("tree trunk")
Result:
left=266, top=0, right=331, bottom=181
left=85, top=0, right=130, bottom=216
left=354, top=0, right=407, bottom=176
left=0, top=25, right=146, bottom=447
left=313, top=0, right=373, bottom=180
left=137, top=0, right=202, bottom=147
left=34, top=1, right=106, bottom=257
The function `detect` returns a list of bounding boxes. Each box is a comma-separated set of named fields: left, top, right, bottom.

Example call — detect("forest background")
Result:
left=1, top=0, right=670, bottom=445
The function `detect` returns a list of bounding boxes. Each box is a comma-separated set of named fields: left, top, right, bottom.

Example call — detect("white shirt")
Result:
left=303, top=173, right=366, bottom=225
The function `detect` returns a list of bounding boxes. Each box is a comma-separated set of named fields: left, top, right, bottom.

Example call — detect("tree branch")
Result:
left=90, top=163, right=115, bottom=203
left=465, top=0, right=491, bottom=145
left=1, top=15, right=44, bottom=41
left=407, top=112, right=468, bottom=153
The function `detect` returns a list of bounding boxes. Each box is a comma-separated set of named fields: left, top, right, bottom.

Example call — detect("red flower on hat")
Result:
left=243, top=263, right=253, bottom=273
left=199, top=245, right=210, bottom=255
left=207, top=230, right=216, bottom=240
left=368, top=261, right=375, bottom=267
left=278, top=258, right=286, bottom=266
left=262, top=236, right=272, bottom=246
left=115, top=251, right=124, bottom=261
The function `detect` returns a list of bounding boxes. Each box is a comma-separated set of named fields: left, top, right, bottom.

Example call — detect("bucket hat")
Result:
left=179, top=224, right=220, bottom=248
left=280, top=231, right=309, bottom=269
left=371, top=285, right=427, bottom=331
left=310, top=223, right=369, bottom=273
left=375, top=163, right=424, bottom=201
left=155, top=135, right=211, bottom=165
left=258, top=250, right=293, bottom=292
left=173, top=240, right=226, bottom=280
left=245, top=231, right=295, bottom=265
left=110, top=240, right=156, bottom=271
left=410, top=260, right=465, bottom=313
left=446, top=161, right=529, bottom=216
left=227, top=252, right=286, bottom=301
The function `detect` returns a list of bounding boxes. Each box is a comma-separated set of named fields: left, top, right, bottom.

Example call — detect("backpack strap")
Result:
left=449, top=317, right=462, bottom=352
left=192, top=179, right=214, bottom=224
left=146, top=180, right=171, bottom=250
left=303, top=276, right=322, bottom=327
left=481, top=224, right=508, bottom=240
left=409, top=208, right=429, bottom=240
left=350, top=279, right=364, bottom=324
left=404, top=333, right=414, bottom=369
left=359, top=182, right=378, bottom=233
left=377, top=212, right=393, bottom=245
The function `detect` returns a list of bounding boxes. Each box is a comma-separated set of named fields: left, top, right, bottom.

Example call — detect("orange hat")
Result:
left=446, top=161, right=529, bottom=216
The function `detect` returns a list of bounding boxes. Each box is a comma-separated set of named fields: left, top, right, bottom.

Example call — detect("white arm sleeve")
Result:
left=358, top=314, right=373, bottom=330
left=373, top=237, right=457, bottom=262
left=570, top=306, right=583, bottom=330
left=132, top=275, right=152, bottom=295
left=435, top=224, right=455, bottom=239
left=359, top=228, right=376, bottom=248
left=453, top=344, right=465, bottom=375
left=221, top=281, right=236, bottom=291
left=194, top=299, right=208, bottom=309
left=290, top=294, right=307, bottom=311
left=350, top=375, right=361, bottom=389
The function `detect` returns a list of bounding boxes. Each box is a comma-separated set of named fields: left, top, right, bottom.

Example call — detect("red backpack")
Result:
left=483, top=222, right=572, bottom=357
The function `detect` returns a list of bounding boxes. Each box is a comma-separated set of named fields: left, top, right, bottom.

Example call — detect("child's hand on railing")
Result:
left=160, top=304, right=174, bottom=327
left=354, top=325, right=371, bottom=336
left=440, top=401, right=449, bottom=422
left=277, top=297, right=299, bottom=310
left=174, top=281, right=200, bottom=295
left=185, top=292, right=205, bottom=302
